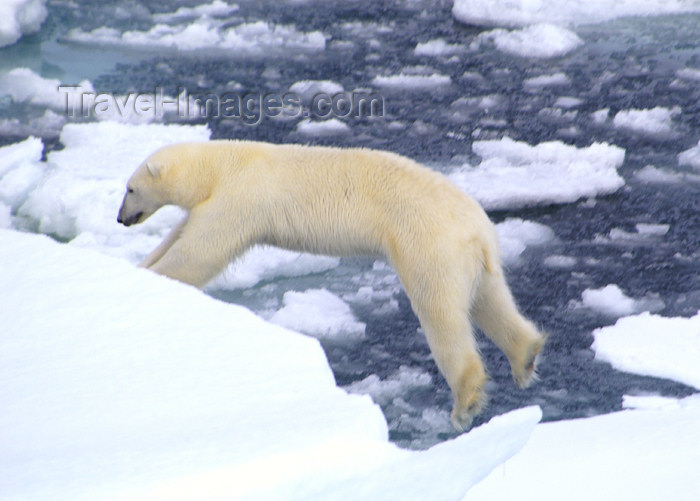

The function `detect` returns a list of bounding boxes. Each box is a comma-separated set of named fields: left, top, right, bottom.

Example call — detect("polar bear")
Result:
left=117, top=140, right=545, bottom=430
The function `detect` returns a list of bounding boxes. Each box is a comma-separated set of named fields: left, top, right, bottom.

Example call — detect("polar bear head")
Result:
left=117, top=157, right=171, bottom=227
left=117, top=143, right=212, bottom=226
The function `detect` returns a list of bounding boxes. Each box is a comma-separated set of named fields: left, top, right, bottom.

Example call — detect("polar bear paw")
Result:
left=511, top=335, right=545, bottom=389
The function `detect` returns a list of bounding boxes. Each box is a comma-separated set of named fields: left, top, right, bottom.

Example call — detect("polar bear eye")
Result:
left=127, top=187, right=135, bottom=194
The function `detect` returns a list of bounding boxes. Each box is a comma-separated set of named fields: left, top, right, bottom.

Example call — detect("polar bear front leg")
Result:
left=139, top=216, right=189, bottom=269
left=146, top=210, right=251, bottom=288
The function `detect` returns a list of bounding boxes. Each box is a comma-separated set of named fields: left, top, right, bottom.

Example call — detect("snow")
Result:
left=0, top=0, right=47, bottom=47
left=296, top=118, right=351, bottom=137
left=64, top=4, right=327, bottom=54
left=474, top=23, right=583, bottom=59
left=270, top=288, right=367, bottom=343
left=613, top=106, right=679, bottom=137
left=495, top=218, right=555, bottom=263
left=463, top=395, right=700, bottom=501
left=592, top=312, right=700, bottom=390
left=372, top=73, right=452, bottom=90
left=0, top=228, right=541, bottom=501
left=449, top=137, right=625, bottom=210
left=452, top=0, right=700, bottom=28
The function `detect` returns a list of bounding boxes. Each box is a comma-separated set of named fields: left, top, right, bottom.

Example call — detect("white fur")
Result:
left=118, top=140, right=546, bottom=430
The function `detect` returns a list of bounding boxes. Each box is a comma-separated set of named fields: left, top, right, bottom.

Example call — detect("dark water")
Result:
left=3, top=0, right=699, bottom=448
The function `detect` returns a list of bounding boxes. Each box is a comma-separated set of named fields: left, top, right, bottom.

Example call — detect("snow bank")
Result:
left=449, top=137, right=625, bottom=210
left=581, top=284, right=664, bottom=317
left=0, top=229, right=541, bottom=501
left=65, top=5, right=326, bottom=54
left=452, top=0, right=700, bottom=28
left=592, top=312, right=700, bottom=390
left=613, top=106, right=679, bottom=137
left=475, top=23, right=583, bottom=59
left=0, top=0, right=47, bottom=47
left=270, top=288, right=366, bottom=343
left=464, top=395, right=700, bottom=501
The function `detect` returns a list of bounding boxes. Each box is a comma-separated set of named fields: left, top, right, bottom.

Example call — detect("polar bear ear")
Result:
left=146, top=161, right=165, bottom=178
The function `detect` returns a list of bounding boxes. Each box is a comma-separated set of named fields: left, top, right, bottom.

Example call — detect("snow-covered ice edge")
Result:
left=0, top=229, right=541, bottom=500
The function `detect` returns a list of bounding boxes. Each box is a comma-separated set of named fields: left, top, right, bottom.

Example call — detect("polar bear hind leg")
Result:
left=389, top=240, right=488, bottom=431
left=471, top=268, right=545, bottom=389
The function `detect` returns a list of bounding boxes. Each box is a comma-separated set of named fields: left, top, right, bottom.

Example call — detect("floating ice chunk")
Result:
left=612, top=106, right=679, bottom=137
left=152, top=0, right=239, bottom=23
left=635, top=223, right=669, bottom=237
left=582, top=284, right=665, bottom=317
left=345, top=366, right=433, bottom=406
left=207, top=246, right=340, bottom=290
left=678, top=139, right=700, bottom=170
left=449, top=137, right=625, bottom=210
left=523, top=72, right=570, bottom=89
left=676, top=67, right=700, bottom=82
left=0, top=0, right=47, bottom=47
left=452, top=0, right=700, bottom=28
left=595, top=224, right=670, bottom=244
left=288, top=79, right=344, bottom=102
left=270, top=289, right=366, bottom=342
left=65, top=19, right=327, bottom=54
left=414, top=39, right=465, bottom=56
left=296, top=118, right=351, bottom=137
left=544, top=255, right=577, bottom=268
left=581, top=284, right=641, bottom=317
left=592, top=311, right=700, bottom=389
left=591, top=108, right=610, bottom=124
left=0, top=67, right=94, bottom=110
left=372, top=73, right=451, bottom=89
left=475, top=24, right=583, bottom=59
left=622, top=395, right=683, bottom=411
left=495, top=218, right=555, bottom=263
left=634, top=165, right=700, bottom=184
left=555, top=97, right=583, bottom=109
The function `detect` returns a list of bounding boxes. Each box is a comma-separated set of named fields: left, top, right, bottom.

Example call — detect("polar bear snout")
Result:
left=117, top=193, right=144, bottom=226
left=117, top=209, right=143, bottom=227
